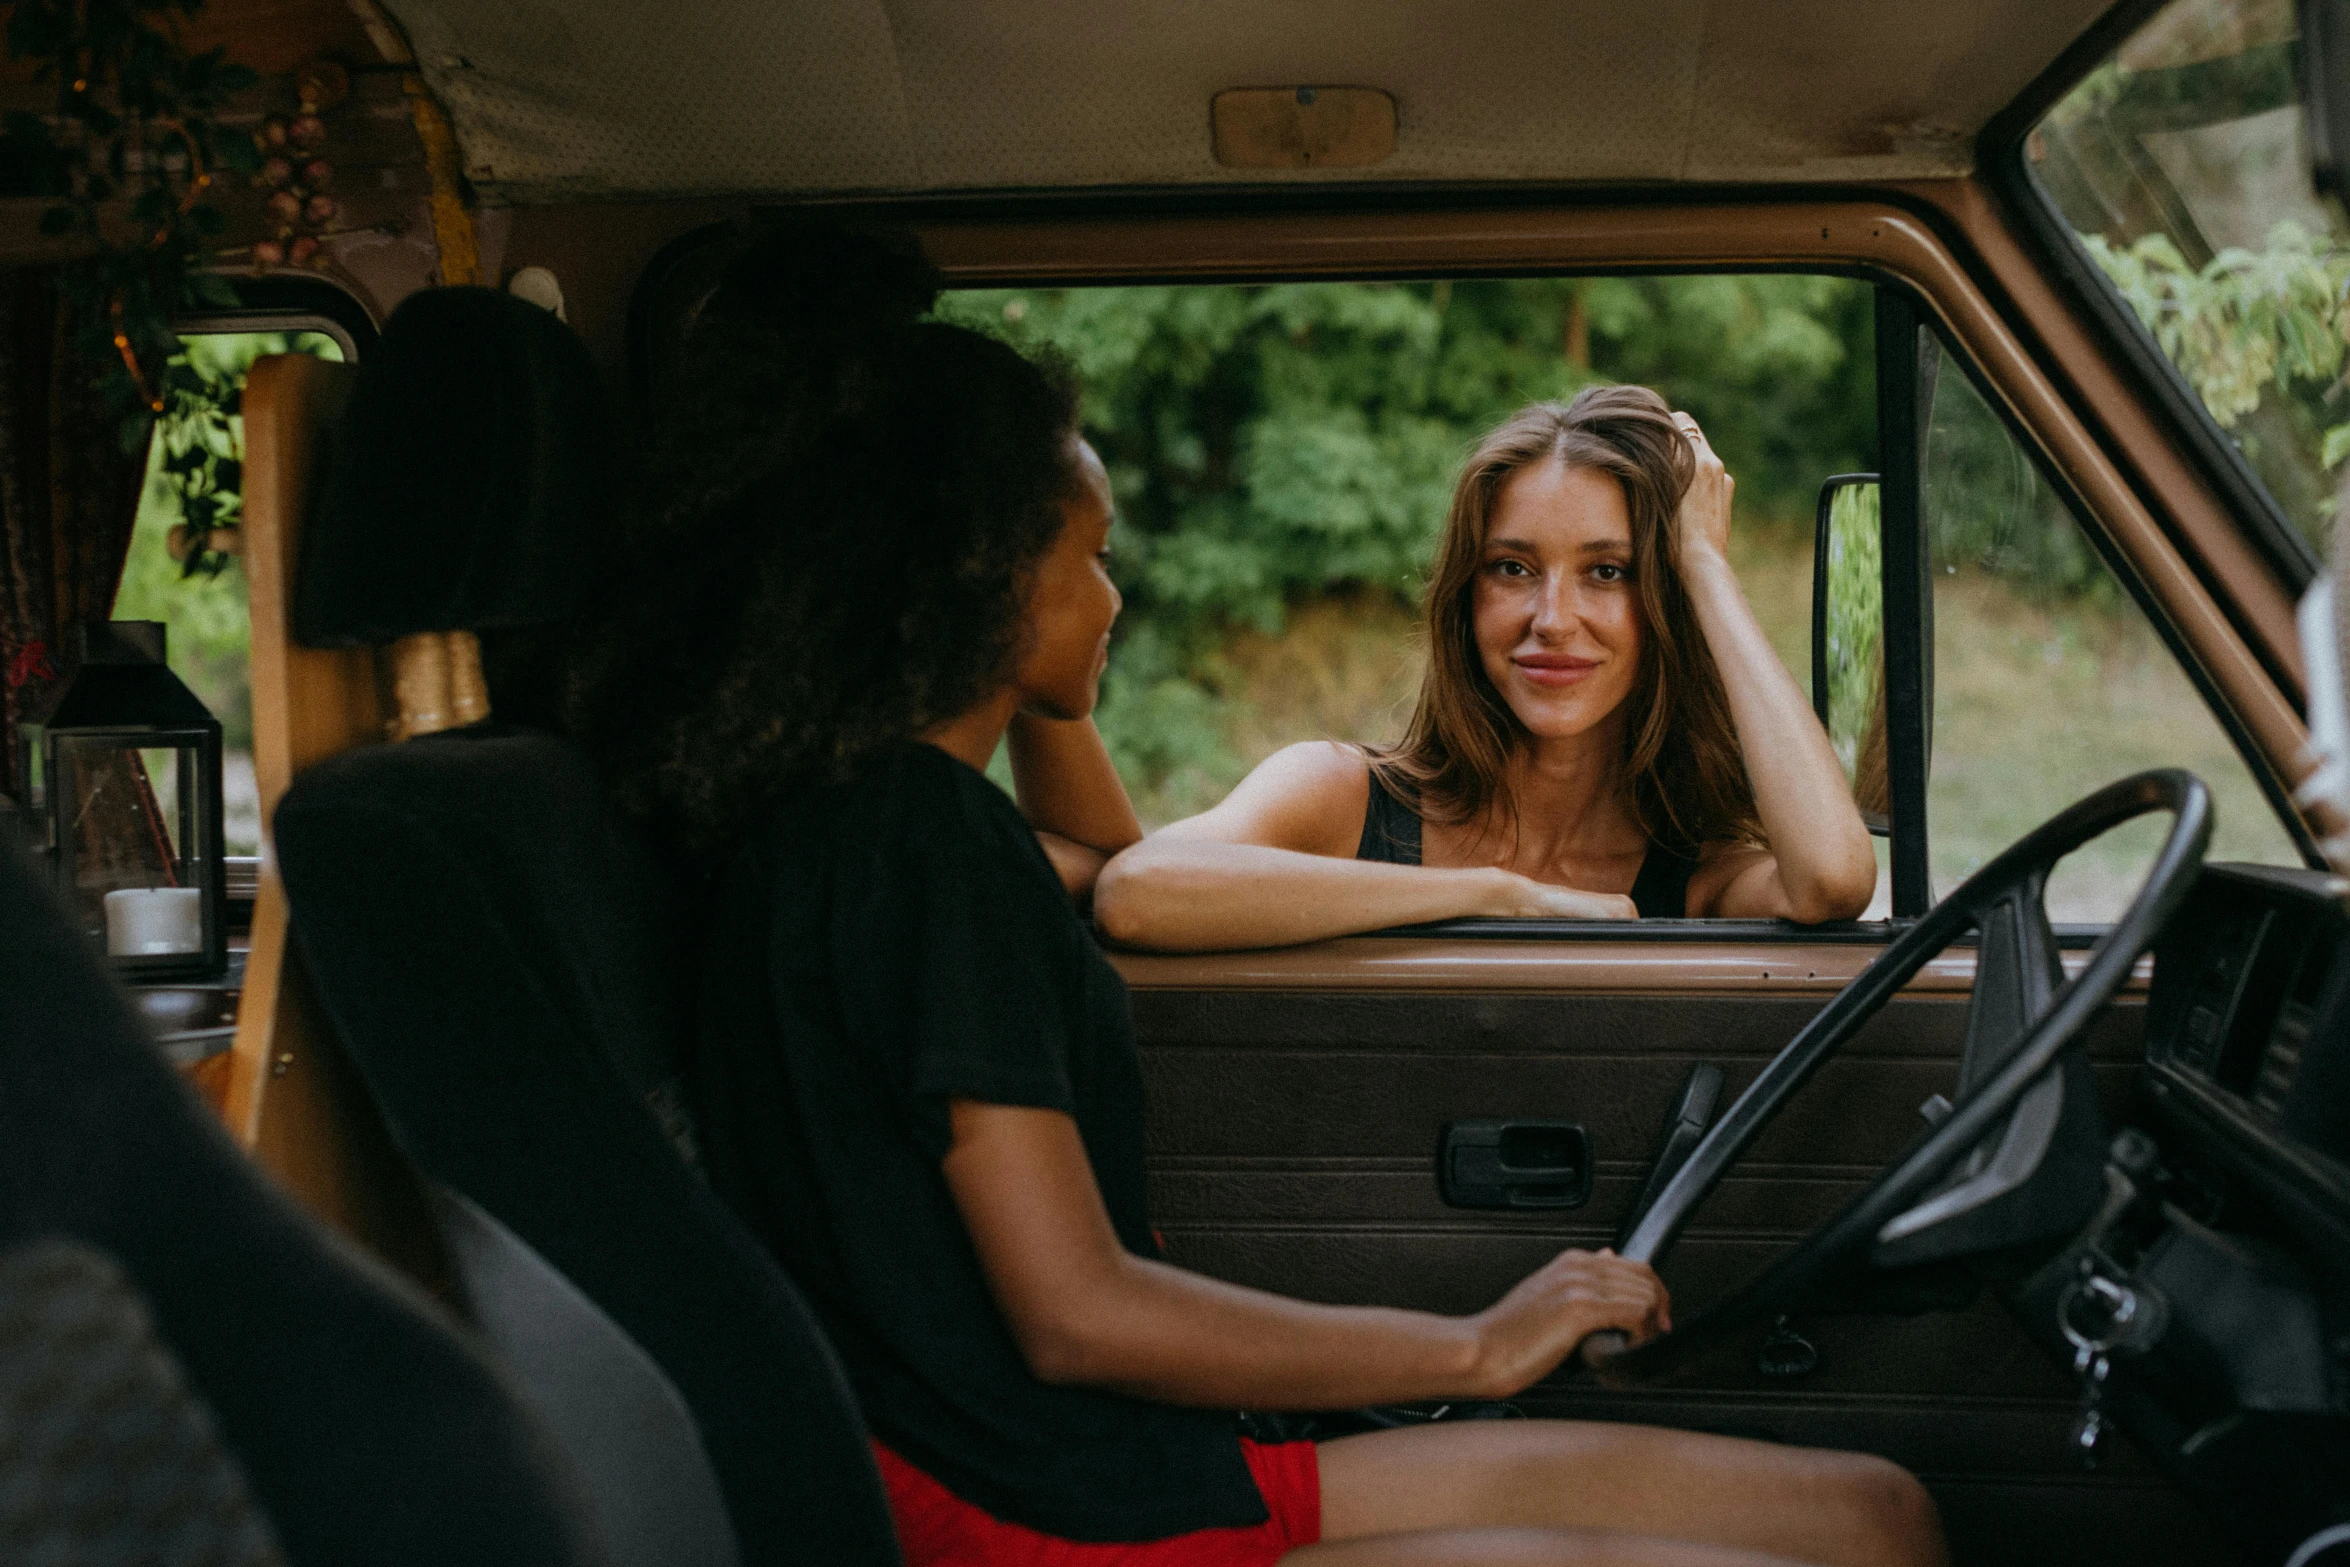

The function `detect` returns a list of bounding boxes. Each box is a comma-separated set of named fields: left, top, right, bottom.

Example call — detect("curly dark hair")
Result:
left=565, top=225, right=1081, bottom=855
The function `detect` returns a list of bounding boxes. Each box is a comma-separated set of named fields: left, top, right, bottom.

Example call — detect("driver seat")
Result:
left=266, top=286, right=899, bottom=1567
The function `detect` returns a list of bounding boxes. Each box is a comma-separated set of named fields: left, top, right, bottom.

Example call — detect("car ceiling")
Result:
left=375, top=0, right=2120, bottom=203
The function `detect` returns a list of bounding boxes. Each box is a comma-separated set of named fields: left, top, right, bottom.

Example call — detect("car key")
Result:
left=2058, top=1271, right=2138, bottom=1471
left=2068, top=1342, right=2110, bottom=1467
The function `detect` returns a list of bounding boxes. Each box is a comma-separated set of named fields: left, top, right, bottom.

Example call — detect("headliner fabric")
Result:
left=381, top=0, right=2117, bottom=202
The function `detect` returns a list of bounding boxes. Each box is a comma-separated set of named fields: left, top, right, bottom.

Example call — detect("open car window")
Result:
left=942, top=274, right=2307, bottom=930
left=939, top=275, right=1868, bottom=846
left=109, top=329, right=347, bottom=866
left=1916, top=329, right=2303, bottom=921
left=2028, top=0, right=2350, bottom=559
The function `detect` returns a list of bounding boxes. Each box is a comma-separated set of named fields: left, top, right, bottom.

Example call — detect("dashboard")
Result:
left=2041, top=862, right=2350, bottom=1561
left=2141, top=863, right=2350, bottom=1260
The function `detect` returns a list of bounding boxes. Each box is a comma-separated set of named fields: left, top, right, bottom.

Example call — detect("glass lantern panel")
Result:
left=52, top=735, right=204, bottom=956
left=136, top=746, right=188, bottom=862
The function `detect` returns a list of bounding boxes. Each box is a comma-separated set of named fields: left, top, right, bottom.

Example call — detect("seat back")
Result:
left=279, top=725, right=900, bottom=1567
left=430, top=1188, right=740, bottom=1567
left=0, top=1238, right=288, bottom=1567
left=273, top=287, right=901, bottom=1567
left=0, top=834, right=604, bottom=1567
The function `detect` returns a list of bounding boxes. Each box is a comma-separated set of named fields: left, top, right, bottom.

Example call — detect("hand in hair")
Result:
left=1669, top=411, right=1735, bottom=564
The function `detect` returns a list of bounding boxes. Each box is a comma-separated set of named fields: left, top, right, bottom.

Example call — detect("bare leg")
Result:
left=1284, top=1525, right=1819, bottom=1565
left=1312, top=1420, right=1945, bottom=1567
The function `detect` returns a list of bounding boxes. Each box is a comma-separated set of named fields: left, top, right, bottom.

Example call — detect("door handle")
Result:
left=1618, top=1062, right=1725, bottom=1245
left=1438, top=1120, right=1592, bottom=1210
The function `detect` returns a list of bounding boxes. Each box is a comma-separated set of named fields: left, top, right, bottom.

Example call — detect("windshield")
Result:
left=2029, top=0, right=2350, bottom=558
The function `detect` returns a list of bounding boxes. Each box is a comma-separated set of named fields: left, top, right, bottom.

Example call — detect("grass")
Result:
left=1928, top=568, right=2296, bottom=919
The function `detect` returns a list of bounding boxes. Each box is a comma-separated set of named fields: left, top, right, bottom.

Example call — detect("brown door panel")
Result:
left=1131, top=974, right=2163, bottom=1551
left=1145, top=1043, right=2140, bottom=1181
left=1137, top=989, right=2144, bottom=1237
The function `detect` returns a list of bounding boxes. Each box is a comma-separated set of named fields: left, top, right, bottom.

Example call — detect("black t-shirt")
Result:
left=692, top=742, right=1266, bottom=1542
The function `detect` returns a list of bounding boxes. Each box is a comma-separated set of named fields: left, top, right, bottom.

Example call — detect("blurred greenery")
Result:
left=1920, top=345, right=2120, bottom=605
left=937, top=276, right=1876, bottom=805
left=112, top=331, right=342, bottom=753
left=2088, top=222, right=2350, bottom=546
left=2032, top=20, right=2350, bottom=552
left=1822, top=480, right=1882, bottom=779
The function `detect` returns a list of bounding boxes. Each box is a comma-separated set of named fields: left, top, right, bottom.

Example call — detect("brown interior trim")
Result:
left=910, top=194, right=2308, bottom=816
left=1109, top=938, right=2146, bottom=995
left=224, top=356, right=444, bottom=1276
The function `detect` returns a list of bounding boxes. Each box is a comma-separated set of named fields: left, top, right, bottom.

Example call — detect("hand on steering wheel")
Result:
left=1580, top=769, right=2211, bottom=1378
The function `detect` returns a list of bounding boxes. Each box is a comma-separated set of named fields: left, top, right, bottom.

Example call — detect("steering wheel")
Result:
left=1582, top=768, right=2212, bottom=1378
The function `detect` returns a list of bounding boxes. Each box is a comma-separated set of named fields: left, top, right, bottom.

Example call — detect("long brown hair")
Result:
left=1369, top=386, right=1762, bottom=853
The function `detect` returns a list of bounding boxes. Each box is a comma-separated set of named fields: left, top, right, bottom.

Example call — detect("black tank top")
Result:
left=1355, top=770, right=1699, bottom=919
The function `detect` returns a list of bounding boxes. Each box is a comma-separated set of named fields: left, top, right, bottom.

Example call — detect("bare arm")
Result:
left=1009, top=712, right=1142, bottom=901
left=943, top=1101, right=1666, bottom=1408
left=1672, top=421, right=1877, bottom=923
left=1092, top=742, right=1633, bottom=952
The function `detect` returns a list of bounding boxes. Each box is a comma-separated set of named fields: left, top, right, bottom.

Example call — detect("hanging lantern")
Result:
left=24, top=622, right=225, bottom=979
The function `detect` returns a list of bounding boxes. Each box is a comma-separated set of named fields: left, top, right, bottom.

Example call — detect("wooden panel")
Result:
left=222, top=353, right=441, bottom=1283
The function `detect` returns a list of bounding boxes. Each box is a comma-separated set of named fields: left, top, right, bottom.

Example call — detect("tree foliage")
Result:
left=2089, top=221, right=2350, bottom=491
left=114, top=331, right=341, bottom=748
left=936, top=275, right=1875, bottom=794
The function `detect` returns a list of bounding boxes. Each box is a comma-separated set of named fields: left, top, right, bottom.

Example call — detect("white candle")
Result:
left=103, top=887, right=203, bottom=956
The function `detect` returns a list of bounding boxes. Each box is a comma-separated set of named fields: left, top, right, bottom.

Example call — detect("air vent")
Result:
left=2253, top=1003, right=2311, bottom=1120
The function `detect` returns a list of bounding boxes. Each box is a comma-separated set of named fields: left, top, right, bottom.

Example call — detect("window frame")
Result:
left=1979, top=0, right=2324, bottom=590
left=1894, top=282, right=2325, bottom=902
left=172, top=273, right=380, bottom=362
left=637, top=200, right=2318, bottom=942
left=149, top=276, right=376, bottom=924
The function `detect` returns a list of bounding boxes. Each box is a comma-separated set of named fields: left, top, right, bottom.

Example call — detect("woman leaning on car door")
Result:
left=565, top=226, right=1942, bottom=1567
left=1091, top=386, right=1880, bottom=953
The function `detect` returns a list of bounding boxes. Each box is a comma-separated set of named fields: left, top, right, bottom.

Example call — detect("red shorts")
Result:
left=872, top=1438, right=1322, bottom=1567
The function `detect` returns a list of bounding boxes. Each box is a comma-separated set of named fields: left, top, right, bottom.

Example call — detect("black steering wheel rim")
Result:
left=1592, top=768, right=2212, bottom=1379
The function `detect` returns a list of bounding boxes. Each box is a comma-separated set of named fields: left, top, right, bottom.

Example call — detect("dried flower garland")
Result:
left=246, top=59, right=344, bottom=269
left=4, top=1, right=267, bottom=575
left=3, top=0, right=261, bottom=436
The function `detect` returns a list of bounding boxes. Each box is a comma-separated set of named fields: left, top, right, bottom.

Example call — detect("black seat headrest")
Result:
left=0, top=830, right=603, bottom=1567
left=293, top=287, right=617, bottom=648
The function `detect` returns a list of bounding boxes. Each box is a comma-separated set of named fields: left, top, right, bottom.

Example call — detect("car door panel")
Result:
left=1120, top=942, right=2229, bottom=1566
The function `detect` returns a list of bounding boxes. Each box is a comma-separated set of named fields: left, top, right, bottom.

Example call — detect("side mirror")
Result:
left=1811, top=475, right=1891, bottom=833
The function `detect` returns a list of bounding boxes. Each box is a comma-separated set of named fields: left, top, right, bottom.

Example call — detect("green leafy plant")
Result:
left=2087, top=221, right=2350, bottom=513
left=3, top=0, right=260, bottom=450
left=1822, top=481, right=1882, bottom=776
left=151, top=335, right=244, bottom=575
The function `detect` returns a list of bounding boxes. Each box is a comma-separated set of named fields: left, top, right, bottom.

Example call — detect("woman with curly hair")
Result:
left=569, top=229, right=1940, bottom=1567
left=1091, top=390, right=1878, bottom=951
